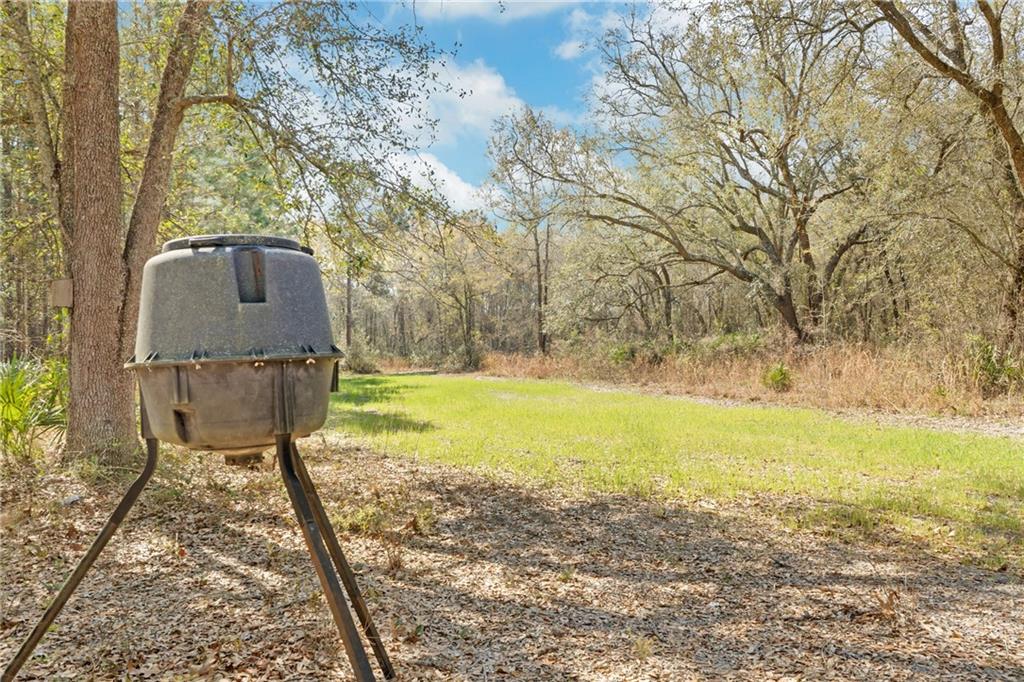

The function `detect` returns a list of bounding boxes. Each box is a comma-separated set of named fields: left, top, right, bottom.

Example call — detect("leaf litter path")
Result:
left=1, top=435, right=1021, bottom=681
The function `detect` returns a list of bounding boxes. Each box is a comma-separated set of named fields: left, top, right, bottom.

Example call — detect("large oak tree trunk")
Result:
left=62, top=0, right=136, bottom=461
left=59, top=0, right=209, bottom=462
left=773, top=287, right=808, bottom=343
left=794, top=214, right=824, bottom=331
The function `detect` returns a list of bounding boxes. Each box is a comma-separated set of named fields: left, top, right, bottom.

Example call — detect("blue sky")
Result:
left=372, top=1, right=632, bottom=210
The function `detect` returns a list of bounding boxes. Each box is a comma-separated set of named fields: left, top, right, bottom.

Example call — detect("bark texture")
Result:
left=62, top=0, right=136, bottom=460
left=58, top=0, right=210, bottom=461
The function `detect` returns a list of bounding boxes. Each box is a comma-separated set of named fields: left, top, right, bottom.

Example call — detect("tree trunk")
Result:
left=119, top=0, right=210, bottom=361
left=541, top=224, right=551, bottom=353
left=795, top=214, right=824, bottom=330
left=63, top=0, right=208, bottom=462
left=658, top=265, right=674, bottom=340
left=1004, top=206, right=1024, bottom=349
left=345, top=265, right=353, bottom=347
left=883, top=263, right=901, bottom=330
left=397, top=300, right=408, bottom=355
left=1, top=132, right=13, bottom=359
left=531, top=225, right=548, bottom=355
left=772, top=286, right=808, bottom=343
left=62, top=0, right=136, bottom=461
left=462, top=283, right=475, bottom=351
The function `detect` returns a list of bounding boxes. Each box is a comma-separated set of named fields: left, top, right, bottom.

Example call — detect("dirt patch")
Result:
left=2, top=438, right=1022, bottom=680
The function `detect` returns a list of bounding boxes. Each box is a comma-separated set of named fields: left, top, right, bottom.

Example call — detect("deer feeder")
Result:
left=4, top=235, right=393, bottom=682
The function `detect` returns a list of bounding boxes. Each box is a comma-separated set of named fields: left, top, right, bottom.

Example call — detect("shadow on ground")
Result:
left=333, top=376, right=409, bottom=406
left=328, top=376, right=435, bottom=435
left=1, top=439, right=1021, bottom=680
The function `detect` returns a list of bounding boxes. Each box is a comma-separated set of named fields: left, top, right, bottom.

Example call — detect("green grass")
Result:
left=329, top=374, right=1024, bottom=568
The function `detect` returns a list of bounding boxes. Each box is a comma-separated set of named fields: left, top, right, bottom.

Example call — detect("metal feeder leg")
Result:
left=276, top=434, right=376, bottom=682
left=3, top=438, right=160, bottom=682
left=291, top=443, right=395, bottom=680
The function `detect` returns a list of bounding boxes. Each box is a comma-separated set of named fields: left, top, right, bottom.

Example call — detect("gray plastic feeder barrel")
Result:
left=125, top=234, right=343, bottom=455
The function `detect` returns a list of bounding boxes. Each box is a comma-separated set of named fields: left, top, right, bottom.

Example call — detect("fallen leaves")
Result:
left=1, top=436, right=1022, bottom=680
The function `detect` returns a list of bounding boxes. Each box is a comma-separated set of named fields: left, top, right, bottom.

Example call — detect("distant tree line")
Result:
left=340, top=0, right=1023, bottom=368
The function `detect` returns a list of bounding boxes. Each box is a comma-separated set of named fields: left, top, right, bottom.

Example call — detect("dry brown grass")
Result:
left=374, top=355, right=425, bottom=373
left=481, top=343, right=1024, bottom=418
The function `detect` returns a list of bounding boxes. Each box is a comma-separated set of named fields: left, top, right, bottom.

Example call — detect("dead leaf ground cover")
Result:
left=1, top=432, right=1022, bottom=681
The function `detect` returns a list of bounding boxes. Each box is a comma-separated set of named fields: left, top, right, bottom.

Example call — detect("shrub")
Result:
left=698, top=331, right=764, bottom=357
left=608, top=343, right=637, bottom=365
left=967, top=336, right=1022, bottom=397
left=442, top=334, right=484, bottom=372
left=0, top=356, right=67, bottom=463
left=761, top=362, right=794, bottom=392
left=344, top=336, right=379, bottom=374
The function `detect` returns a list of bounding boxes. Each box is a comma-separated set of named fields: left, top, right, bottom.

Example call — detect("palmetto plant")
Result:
left=0, top=357, right=67, bottom=463
left=967, top=336, right=1023, bottom=398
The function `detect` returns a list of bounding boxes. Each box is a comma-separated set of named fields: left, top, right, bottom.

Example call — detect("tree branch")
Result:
left=873, top=1, right=989, bottom=99
left=120, top=0, right=212, bottom=357
left=3, top=1, right=63, bottom=241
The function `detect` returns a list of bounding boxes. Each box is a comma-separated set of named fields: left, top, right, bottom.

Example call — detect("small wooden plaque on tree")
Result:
left=49, top=278, right=73, bottom=308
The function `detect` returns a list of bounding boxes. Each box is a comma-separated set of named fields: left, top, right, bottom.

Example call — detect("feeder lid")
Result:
left=162, top=234, right=314, bottom=255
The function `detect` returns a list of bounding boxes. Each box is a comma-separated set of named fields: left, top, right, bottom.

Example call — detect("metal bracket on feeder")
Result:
left=4, top=235, right=392, bottom=682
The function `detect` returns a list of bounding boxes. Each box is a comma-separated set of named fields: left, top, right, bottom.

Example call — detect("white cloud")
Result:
left=430, top=59, right=525, bottom=144
left=557, top=6, right=626, bottom=62
left=566, top=6, right=594, bottom=32
left=400, top=152, right=484, bottom=212
left=413, top=1, right=577, bottom=24
left=537, top=104, right=580, bottom=127
left=399, top=57, right=580, bottom=212
left=554, top=39, right=584, bottom=60
left=426, top=58, right=577, bottom=144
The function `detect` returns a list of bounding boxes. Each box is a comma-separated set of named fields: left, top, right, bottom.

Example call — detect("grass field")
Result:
left=328, top=374, right=1024, bottom=569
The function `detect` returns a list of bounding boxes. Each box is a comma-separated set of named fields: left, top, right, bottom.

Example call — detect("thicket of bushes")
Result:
left=479, top=334, right=1023, bottom=418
